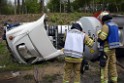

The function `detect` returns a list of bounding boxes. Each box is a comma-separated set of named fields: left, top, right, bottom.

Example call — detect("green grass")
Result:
left=0, top=42, right=60, bottom=72
left=0, top=41, right=35, bottom=72
left=47, top=12, right=92, bottom=25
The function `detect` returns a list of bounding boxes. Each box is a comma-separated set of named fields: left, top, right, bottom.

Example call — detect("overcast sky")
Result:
left=7, top=0, right=75, bottom=6
left=7, top=0, right=49, bottom=6
left=7, top=0, right=75, bottom=4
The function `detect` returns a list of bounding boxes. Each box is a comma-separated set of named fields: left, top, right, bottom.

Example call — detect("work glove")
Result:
left=80, top=59, right=89, bottom=74
left=99, top=51, right=107, bottom=67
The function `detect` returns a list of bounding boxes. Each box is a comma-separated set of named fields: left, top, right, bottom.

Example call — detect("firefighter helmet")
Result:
left=98, top=11, right=113, bottom=23
left=98, top=11, right=110, bottom=21
left=76, top=21, right=83, bottom=30
left=71, top=21, right=83, bottom=31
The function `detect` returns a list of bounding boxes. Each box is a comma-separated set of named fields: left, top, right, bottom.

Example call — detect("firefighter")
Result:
left=63, top=21, right=94, bottom=83
left=97, top=11, right=120, bottom=83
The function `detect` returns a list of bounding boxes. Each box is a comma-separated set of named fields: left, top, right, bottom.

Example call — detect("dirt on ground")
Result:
left=0, top=58, right=124, bottom=83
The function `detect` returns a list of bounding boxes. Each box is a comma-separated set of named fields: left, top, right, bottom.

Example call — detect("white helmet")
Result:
left=98, top=11, right=110, bottom=20
left=76, top=21, right=83, bottom=30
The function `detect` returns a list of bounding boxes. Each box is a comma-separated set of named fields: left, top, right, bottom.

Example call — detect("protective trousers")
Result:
left=63, top=58, right=81, bottom=83
left=101, top=49, right=118, bottom=83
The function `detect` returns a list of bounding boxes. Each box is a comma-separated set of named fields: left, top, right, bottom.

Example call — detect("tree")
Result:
left=0, top=0, right=14, bottom=14
left=39, top=0, right=44, bottom=13
left=14, top=0, right=17, bottom=14
left=17, top=0, right=20, bottom=14
left=0, top=0, right=7, bottom=14
left=71, top=0, right=83, bottom=12
left=22, top=0, right=26, bottom=14
left=25, top=0, right=40, bottom=14
left=47, top=0, right=60, bottom=12
left=67, top=0, right=71, bottom=12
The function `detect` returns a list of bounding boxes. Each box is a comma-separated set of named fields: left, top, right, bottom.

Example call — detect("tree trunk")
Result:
left=67, top=0, right=71, bottom=13
left=40, top=0, right=44, bottom=13
left=14, top=0, right=17, bottom=15
left=0, top=0, right=1, bottom=14
left=115, top=3, right=118, bottom=12
left=22, top=0, right=25, bottom=14
left=60, top=0, right=61, bottom=13
left=17, top=0, right=20, bottom=14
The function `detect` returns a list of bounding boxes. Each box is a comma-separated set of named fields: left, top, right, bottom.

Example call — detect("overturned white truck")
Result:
left=4, top=14, right=124, bottom=64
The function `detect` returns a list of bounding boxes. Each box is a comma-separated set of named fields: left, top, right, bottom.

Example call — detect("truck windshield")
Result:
left=6, top=23, right=20, bottom=31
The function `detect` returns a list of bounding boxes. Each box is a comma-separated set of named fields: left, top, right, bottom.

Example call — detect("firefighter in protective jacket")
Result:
left=97, top=11, right=120, bottom=83
left=63, top=21, right=94, bottom=83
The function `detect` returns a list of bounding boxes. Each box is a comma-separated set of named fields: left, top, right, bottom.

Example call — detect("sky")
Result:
left=7, top=0, right=49, bottom=6
left=7, top=0, right=75, bottom=5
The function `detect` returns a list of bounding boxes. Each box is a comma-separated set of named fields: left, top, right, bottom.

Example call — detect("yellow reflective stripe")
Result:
left=99, top=32, right=108, bottom=40
left=65, top=57, right=82, bottom=63
left=101, top=68, right=108, bottom=83
left=86, top=39, right=93, bottom=47
left=104, top=47, right=110, bottom=52
left=89, top=39, right=94, bottom=47
left=86, top=39, right=91, bottom=45
left=111, top=77, right=117, bottom=82
left=97, top=30, right=101, bottom=35
left=101, top=32, right=107, bottom=36
left=101, top=68, right=104, bottom=80
left=101, top=80, right=108, bottom=83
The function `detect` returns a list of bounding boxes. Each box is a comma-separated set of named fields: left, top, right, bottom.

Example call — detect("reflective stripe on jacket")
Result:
left=84, top=34, right=94, bottom=47
left=98, top=24, right=108, bottom=41
left=64, top=29, right=94, bottom=58
left=65, top=57, right=83, bottom=63
left=97, top=24, right=109, bottom=52
left=106, top=21, right=120, bottom=49
left=98, top=21, right=120, bottom=49
left=64, top=29, right=85, bottom=58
